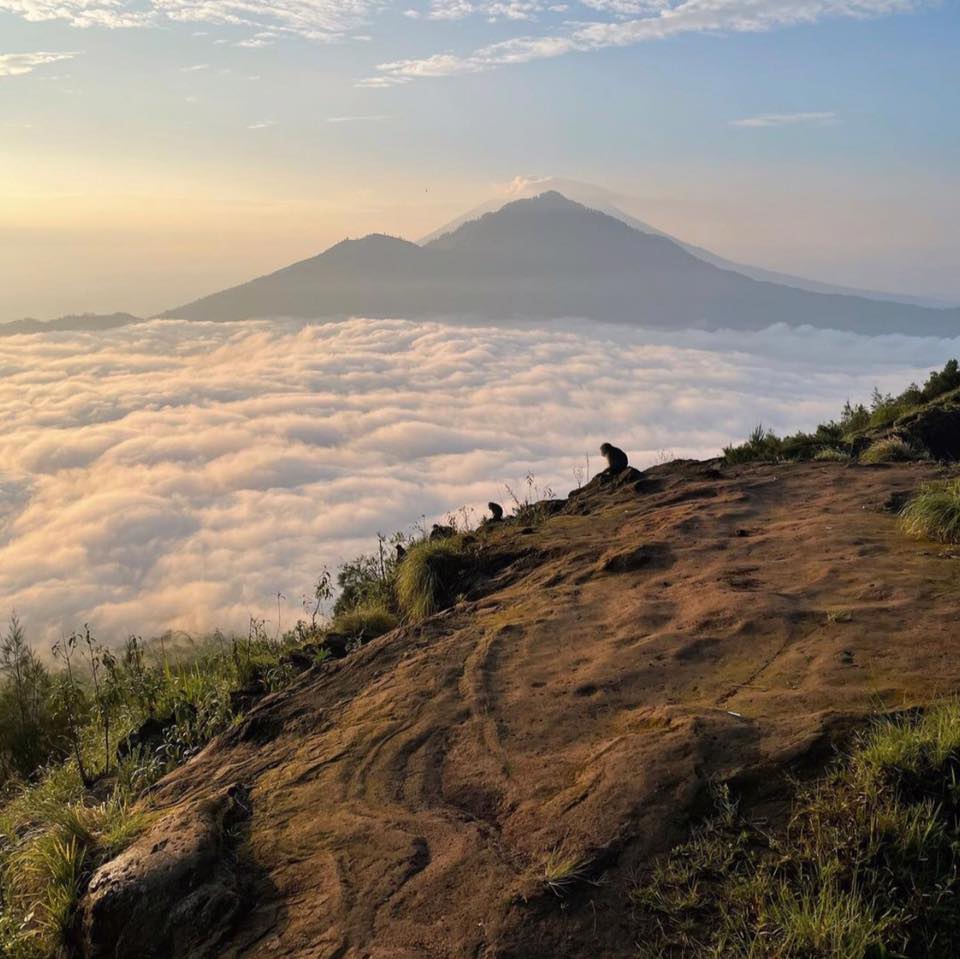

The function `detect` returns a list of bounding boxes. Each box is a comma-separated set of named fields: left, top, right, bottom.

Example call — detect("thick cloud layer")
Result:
left=1, top=316, right=955, bottom=646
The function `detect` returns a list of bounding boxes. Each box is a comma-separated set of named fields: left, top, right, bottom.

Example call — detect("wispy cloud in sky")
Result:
left=247, top=119, right=277, bottom=129
left=0, top=51, right=77, bottom=78
left=354, top=75, right=412, bottom=88
left=365, top=0, right=925, bottom=84
left=0, top=0, right=150, bottom=28
left=0, top=0, right=927, bottom=77
left=0, top=0, right=381, bottom=38
left=730, top=110, right=837, bottom=127
left=426, top=0, right=548, bottom=20
left=236, top=31, right=278, bottom=47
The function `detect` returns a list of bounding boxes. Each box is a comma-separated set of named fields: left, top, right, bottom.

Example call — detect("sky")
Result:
left=1, top=0, right=959, bottom=321
left=3, top=316, right=957, bottom=646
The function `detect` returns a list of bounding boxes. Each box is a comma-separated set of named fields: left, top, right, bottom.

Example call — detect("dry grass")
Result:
left=899, top=480, right=960, bottom=545
left=395, top=537, right=469, bottom=620
left=331, top=602, right=398, bottom=641
left=860, top=437, right=914, bottom=464
left=540, top=848, right=594, bottom=896
left=813, top=448, right=850, bottom=463
left=826, top=608, right=853, bottom=625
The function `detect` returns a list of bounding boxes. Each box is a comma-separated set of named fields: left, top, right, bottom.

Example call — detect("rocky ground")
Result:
left=79, top=457, right=960, bottom=959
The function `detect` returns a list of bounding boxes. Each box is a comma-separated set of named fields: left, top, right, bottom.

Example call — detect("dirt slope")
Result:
left=80, top=459, right=960, bottom=959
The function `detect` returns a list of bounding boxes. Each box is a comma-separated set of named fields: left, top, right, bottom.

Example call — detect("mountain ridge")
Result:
left=163, top=192, right=960, bottom=337
left=420, top=177, right=957, bottom=309
left=0, top=311, right=142, bottom=337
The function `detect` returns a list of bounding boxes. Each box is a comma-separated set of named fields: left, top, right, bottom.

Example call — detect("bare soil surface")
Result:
left=82, top=459, right=960, bottom=959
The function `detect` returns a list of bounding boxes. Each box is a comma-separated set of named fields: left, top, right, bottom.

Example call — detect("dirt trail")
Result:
left=82, top=460, right=960, bottom=959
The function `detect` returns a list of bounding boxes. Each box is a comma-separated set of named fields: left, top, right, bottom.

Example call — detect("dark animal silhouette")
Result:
left=487, top=502, right=504, bottom=522
left=600, top=442, right=629, bottom=473
left=395, top=544, right=407, bottom=561
left=430, top=523, right=456, bottom=541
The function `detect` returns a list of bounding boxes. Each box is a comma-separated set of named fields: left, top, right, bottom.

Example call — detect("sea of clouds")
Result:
left=2, top=315, right=956, bottom=647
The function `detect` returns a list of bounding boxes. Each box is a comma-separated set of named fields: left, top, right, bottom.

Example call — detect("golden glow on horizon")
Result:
left=1, top=146, right=958, bottom=321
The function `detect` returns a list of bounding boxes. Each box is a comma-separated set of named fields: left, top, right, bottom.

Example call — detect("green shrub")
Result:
left=899, top=480, right=960, bottom=545
left=395, top=537, right=470, bottom=620
left=838, top=399, right=871, bottom=434
left=0, top=617, right=76, bottom=782
left=860, top=437, right=914, bottom=464
left=921, top=358, right=960, bottom=403
left=722, top=359, right=958, bottom=466
left=333, top=533, right=407, bottom=618
left=724, top=425, right=849, bottom=465
left=723, top=424, right=784, bottom=464
left=331, top=602, right=398, bottom=641
left=632, top=700, right=960, bottom=959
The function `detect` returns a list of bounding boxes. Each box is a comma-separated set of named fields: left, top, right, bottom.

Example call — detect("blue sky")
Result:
left=1, top=0, right=958, bottom=320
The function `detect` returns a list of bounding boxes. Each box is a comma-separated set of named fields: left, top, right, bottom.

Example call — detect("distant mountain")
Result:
left=1, top=312, right=141, bottom=337
left=164, top=192, right=960, bottom=337
left=421, top=177, right=955, bottom=309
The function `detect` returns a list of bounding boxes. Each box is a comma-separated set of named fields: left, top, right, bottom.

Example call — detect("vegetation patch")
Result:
left=825, top=608, right=852, bottom=624
left=723, top=359, right=959, bottom=465
left=632, top=701, right=960, bottom=958
left=859, top=436, right=914, bottom=464
left=813, top=447, right=850, bottom=463
left=503, top=472, right=558, bottom=527
left=899, top=479, right=960, bottom=545
left=2, top=792, right=148, bottom=957
left=0, top=620, right=318, bottom=958
left=395, top=536, right=473, bottom=620
left=723, top=424, right=787, bottom=464
left=0, top=499, right=511, bottom=957
left=331, top=602, right=399, bottom=642
left=540, top=848, right=594, bottom=897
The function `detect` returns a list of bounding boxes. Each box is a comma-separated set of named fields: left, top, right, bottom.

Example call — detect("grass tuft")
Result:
left=859, top=437, right=914, bottom=464
left=541, top=848, right=594, bottom=896
left=813, top=447, right=850, bottom=463
left=632, top=700, right=960, bottom=958
left=899, top=479, right=960, bottom=545
left=854, top=700, right=960, bottom=785
left=825, top=608, right=852, bottom=625
left=2, top=793, right=149, bottom=954
left=395, top=537, right=469, bottom=620
left=331, top=602, right=398, bottom=641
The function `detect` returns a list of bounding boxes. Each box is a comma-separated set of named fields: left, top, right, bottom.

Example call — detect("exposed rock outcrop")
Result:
left=896, top=390, right=960, bottom=461
left=80, top=784, right=251, bottom=959
left=79, top=458, right=960, bottom=959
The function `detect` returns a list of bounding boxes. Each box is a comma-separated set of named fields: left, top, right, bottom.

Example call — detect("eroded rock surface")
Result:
left=80, top=459, right=960, bottom=959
